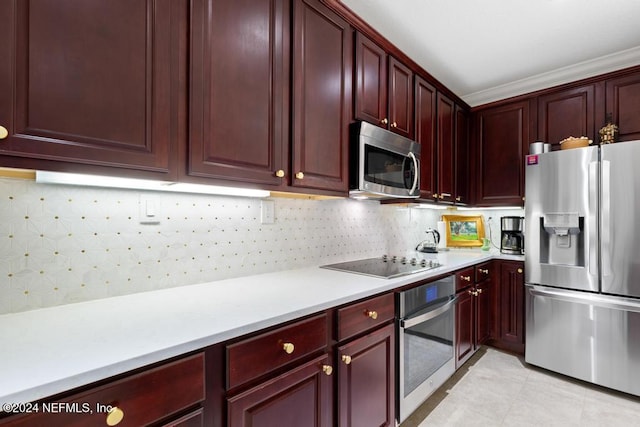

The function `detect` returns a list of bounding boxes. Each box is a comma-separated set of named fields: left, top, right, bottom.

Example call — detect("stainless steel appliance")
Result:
left=349, top=121, right=421, bottom=199
left=320, top=255, right=441, bottom=279
left=525, top=142, right=640, bottom=397
left=397, top=275, right=456, bottom=423
left=500, top=216, right=524, bottom=255
left=415, top=228, right=441, bottom=253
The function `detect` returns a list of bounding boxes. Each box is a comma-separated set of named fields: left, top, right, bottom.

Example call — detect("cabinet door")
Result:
left=454, top=104, right=470, bottom=204
left=498, top=261, right=525, bottom=355
left=414, top=76, right=437, bottom=200
left=354, top=33, right=387, bottom=128
left=291, top=0, right=351, bottom=192
left=388, top=57, right=414, bottom=139
left=338, top=324, right=395, bottom=427
left=437, top=93, right=455, bottom=203
left=537, top=84, right=596, bottom=147
left=455, top=288, right=474, bottom=369
left=227, top=354, right=333, bottom=427
left=605, top=72, right=640, bottom=141
left=189, top=0, right=288, bottom=186
left=475, top=280, right=492, bottom=346
left=475, top=100, right=531, bottom=206
left=0, top=0, right=184, bottom=177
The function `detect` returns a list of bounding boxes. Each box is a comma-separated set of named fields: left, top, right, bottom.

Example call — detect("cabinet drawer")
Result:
left=1, top=353, right=205, bottom=427
left=455, top=267, right=475, bottom=290
left=337, top=293, right=395, bottom=342
left=227, top=314, right=328, bottom=390
left=475, top=262, right=492, bottom=283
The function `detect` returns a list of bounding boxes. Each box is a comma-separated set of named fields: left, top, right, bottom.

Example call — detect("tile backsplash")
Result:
left=0, top=177, right=523, bottom=314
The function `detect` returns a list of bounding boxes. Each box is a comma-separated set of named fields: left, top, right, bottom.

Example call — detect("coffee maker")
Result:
left=501, top=216, right=524, bottom=255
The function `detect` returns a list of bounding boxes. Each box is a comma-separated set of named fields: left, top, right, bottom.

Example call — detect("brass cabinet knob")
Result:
left=0, top=126, right=7, bottom=140
left=341, top=355, right=352, bottom=365
left=322, top=365, right=333, bottom=376
left=366, top=310, right=378, bottom=320
left=282, top=342, right=295, bottom=354
left=476, top=288, right=483, bottom=294
left=456, top=196, right=462, bottom=202
left=391, top=121, right=397, bottom=128
left=468, top=289, right=475, bottom=296
left=106, top=406, right=125, bottom=426
left=460, top=275, right=471, bottom=282
left=480, top=269, right=489, bottom=274
left=433, top=194, right=439, bottom=199
left=275, top=169, right=285, bottom=178
left=380, top=118, right=388, bottom=125
left=517, top=268, right=523, bottom=274
left=295, top=172, right=304, bottom=180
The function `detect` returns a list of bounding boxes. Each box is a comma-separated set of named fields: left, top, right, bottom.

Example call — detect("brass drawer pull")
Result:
left=460, top=275, right=471, bottom=282
left=106, top=406, right=124, bottom=426
left=366, top=310, right=378, bottom=320
left=282, top=342, right=295, bottom=354
left=341, top=355, right=352, bottom=365
left=322, top=365, right=333, bottom=376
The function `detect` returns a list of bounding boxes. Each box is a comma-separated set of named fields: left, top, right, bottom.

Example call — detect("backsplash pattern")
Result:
left=0, top=177, right=523, bottom=314
left=1, top=177, right=428, bottom=314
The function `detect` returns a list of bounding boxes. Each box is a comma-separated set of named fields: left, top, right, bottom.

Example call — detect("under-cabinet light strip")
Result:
left=35, top=171, right=271, bottom=198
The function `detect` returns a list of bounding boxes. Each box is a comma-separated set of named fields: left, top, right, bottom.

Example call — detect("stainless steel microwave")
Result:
left=350, top=121, right=421, bottom=199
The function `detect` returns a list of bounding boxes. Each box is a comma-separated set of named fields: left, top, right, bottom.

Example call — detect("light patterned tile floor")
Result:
left=407, top=347, right=640, bottom=427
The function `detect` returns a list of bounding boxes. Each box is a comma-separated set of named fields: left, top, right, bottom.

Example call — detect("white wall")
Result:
left=0, top=176, right=523, bottom=314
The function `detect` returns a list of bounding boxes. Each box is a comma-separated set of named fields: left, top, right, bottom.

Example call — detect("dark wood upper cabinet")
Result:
left=291, top=0, right=352, bottom=192
left=354, top=33, right=387, bottom=128
left=537, top=84, right=596, bottom=147
left=455, top=105, right=470, bottom=204
left=414, top=76, right=437, bottom=199
left=605, top=72, right=640, bottom=141
left=188, top=0, right=288, bottom=186
left=0, top=0, right=185, bottom=178
left=388, top=57, right=414, bottom=139
left=436, top=93, right=455, bottom=203
left=354, top=33, right=413, bottom=138
left=475, top=100, right=531, bottom=206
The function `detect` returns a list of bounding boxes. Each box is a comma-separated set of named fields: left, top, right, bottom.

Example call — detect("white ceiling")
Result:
left=340, top=0, right=640, bottom=107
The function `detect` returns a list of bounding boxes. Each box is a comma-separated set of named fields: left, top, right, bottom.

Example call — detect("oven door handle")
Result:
left=399, top=297, right=456, bottom=329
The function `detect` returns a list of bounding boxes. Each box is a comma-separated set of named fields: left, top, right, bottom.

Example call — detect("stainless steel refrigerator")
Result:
left=525, top=142, right=640, bottom=397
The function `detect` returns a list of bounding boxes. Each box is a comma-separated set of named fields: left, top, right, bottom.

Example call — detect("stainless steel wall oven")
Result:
left=397, top=274, right=456, bottom=423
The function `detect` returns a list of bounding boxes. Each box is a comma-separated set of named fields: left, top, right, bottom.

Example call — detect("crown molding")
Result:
left=463, top=46, right=640, bottom=107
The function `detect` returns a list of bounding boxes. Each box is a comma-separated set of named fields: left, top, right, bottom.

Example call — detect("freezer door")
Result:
left=525, top=284, right=640, bottom=397
left=524, top=146, right=598, bottom=292
left=601, top=141, right=640, bottom=298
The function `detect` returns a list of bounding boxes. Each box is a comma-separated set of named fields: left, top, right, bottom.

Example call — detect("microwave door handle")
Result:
left=408, top=151, right=418, bottom=195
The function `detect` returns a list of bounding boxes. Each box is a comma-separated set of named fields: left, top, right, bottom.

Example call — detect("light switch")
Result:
left=261, top=200, right=275, bottom=224
left=139, top=195, right=160, bottom=224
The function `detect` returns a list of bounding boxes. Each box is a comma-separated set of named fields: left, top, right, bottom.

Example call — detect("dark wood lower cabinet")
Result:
left=337, top=323, right=395, bottom=427
left=455, top=288, right=475, bottom=368
left=227, top=354, right=333, bottom=427
left=492, top=260, right=525, bottom=355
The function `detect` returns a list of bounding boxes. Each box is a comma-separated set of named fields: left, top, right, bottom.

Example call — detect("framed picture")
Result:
left=442, top=214, right=486, bottom=247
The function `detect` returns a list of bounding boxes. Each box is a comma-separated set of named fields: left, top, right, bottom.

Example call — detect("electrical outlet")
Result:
left=139, top=195, right=160, bottom=224
left=261, top=200, right=275, bottom=224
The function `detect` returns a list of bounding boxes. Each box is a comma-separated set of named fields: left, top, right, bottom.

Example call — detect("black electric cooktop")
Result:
left=320, top=255, right=442, bottom=279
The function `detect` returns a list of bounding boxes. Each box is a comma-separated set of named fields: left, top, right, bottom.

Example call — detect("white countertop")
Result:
left=0, top=250, right=522, bottom=407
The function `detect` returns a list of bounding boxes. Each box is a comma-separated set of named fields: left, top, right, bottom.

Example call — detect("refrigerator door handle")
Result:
left=588, top=161, right=599, bottom=277
left=528, top=285, right=640, bottom=313
left=600, top=160, right=611, bottom=277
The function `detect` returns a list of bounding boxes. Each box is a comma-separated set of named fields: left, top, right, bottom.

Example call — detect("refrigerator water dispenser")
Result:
left=539, top=213, right=584, bottom=266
